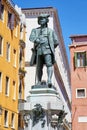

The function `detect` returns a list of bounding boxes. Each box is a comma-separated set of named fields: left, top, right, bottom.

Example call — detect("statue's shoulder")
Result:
left=30, top=27, right=40, bottom=35
left=47, top=27, right=53, bottom=32
left=36, top=27, right=40, bottom=29
left=36, top=27, right=41, bottom=31
left=31, top=27, right=40, bottom=31
left=32, top=27, right=40, bottom=32
left=47, top=28, right=54, bottom=35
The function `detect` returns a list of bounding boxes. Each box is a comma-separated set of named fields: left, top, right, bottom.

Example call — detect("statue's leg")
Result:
left=47, top=65, right=53, bottom=85
left=44, top=54, right=53, bottom=86
left=37, top=55, right=44, bottom=84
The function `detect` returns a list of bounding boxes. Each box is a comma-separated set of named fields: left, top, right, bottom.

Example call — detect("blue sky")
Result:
left=13, top=0, right=87, bottom=62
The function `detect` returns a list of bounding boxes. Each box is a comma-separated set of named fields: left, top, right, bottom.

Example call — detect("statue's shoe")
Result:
left=48, top=81, right=52, bottom=88
left=37, top=81, right=41, bottom=85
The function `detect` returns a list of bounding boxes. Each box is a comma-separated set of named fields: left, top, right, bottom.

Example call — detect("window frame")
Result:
left=13, top=81, right=16, bottom=100
left=13, top=49, right=17, bottom=67
left=5, top=76, right=9, bottom=96
left=0, top=72, right=2, bottom=92
left=6, top=42, right=10, bottom=62
left=7, top=11, right=14, bottom=30
left=15, top=24, right=18, bottom=37
left=11, top=113, right=15, bottom=128
left=76, top=88, right=86, bottom=98
left=0, top=1, right=4, bottom=21
left=0, top=35, right=3, bottom=56
left=74, top=51, right=87, bottom=68
left=4, top=110, right=9, bottom=127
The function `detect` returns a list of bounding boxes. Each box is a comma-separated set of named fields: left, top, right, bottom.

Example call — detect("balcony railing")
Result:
left=19, top=67, right=26, bottom=78
left=20, top=40, right=26, bottom=48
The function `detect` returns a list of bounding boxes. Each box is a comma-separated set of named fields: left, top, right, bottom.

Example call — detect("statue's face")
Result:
left=39, top=17, right=47, bottom=25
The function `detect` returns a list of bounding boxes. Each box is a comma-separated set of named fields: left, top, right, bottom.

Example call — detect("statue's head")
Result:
left=38, top=14, right=50, bottom=26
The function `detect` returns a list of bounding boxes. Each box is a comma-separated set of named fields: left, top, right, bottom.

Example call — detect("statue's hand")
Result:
left=35, top=38, right=40, bottom=44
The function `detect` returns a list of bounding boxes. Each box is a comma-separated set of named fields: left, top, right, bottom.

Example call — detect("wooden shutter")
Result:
left=8, top=12, right=11, bottom=28
left=74, top=52, right=77, bottom=68
left=86, top=52, right=87, bottom=66
left=10, top=14, right=14, bottom=30
left=19, top=80, right=22, bottom=93
left=83, top=51, right=86, bottom=66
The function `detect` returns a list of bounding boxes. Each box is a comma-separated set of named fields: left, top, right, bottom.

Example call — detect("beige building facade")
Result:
left=22, top=7, right=71, bottom=130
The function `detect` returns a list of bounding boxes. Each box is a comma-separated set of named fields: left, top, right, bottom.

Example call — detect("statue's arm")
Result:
left=52, top=31, right=59, bottom=48
left=29, top=29, right=40, bottom=46
left=29, top=29, right=37, bottom=43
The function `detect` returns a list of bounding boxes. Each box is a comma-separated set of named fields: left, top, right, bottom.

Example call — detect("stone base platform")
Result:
left=19, top=84, right=65, bottom=130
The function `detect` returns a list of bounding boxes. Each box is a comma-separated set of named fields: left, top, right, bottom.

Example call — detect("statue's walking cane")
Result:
left=35, top=51, right=38, bottom=85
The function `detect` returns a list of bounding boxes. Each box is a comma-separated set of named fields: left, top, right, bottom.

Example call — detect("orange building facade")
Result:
left=0, top=0, right=26, bottom=130
left=69, top=35, right=87, bottom=130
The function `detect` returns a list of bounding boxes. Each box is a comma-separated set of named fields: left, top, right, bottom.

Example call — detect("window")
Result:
left=19, top=47, right=24, bottom=67
left=7, top=12, right=14, bottom=30
left=13, top=81, right=16, bottom=100
left=0, top=35, right=3, bottom=55
left=18, top=114, right=21, bottom=127
left=15, top=24, right=18, bottom=37
left=6, top=42, right=10, bottom=61
left=20, top=23, right=23, bottom=39
left=13, top=49, right=16, bottom=67
left=78, top=116, right=87, bottom=123
left=18, top=114, right=23, bottom=128
left=74, top=51, right=86, bottom=67
left=19, top=79, right=22, bottom=99
left=11, top=113, right=15, bottom=128
left=4, top=110, right=8, bottom=127
left=0, top=1, right=4, bottom=20
left=5, top=76, right=9, bottom=96
left=0, top=72, right=2, bottom=92
left=76, top=88, right=86, bottom=98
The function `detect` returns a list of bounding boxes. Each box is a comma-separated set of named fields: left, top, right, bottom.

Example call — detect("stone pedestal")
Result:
left=19, top=84, right=65, bottom=130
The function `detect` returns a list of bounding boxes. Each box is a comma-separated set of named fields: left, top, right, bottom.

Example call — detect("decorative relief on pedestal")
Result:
left=32, top=104, right=46, bottom=128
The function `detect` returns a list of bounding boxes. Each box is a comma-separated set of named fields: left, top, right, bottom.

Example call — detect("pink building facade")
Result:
left=69, top=35, right=87, bottom=130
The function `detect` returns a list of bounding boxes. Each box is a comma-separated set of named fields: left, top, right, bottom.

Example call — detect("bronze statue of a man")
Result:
left=29, top=14, right=59, bottom=87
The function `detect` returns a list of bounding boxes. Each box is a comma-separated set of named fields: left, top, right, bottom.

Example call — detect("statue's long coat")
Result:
left=29, top=27, right=59, bottom=66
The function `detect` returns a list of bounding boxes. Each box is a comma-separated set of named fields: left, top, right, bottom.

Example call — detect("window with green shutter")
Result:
left=74, top=51, right=86, bottom=67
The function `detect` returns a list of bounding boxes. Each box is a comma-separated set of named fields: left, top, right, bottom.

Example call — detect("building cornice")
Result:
left=4, top=0, right=20, bottom=20
left=22, top=7, right=55, bottom=18
left=69, top=42, right=87, bottom=48
left=70, top=34, right=87, bottom=38
left=69, top=34, right=87, bottom=48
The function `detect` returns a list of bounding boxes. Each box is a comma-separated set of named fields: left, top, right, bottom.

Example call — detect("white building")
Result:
left=22, top=7, right=71, bottom=129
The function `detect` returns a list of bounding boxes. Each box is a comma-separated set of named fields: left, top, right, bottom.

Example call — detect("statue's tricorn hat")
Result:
left=38, top=14, right=50, bottom=19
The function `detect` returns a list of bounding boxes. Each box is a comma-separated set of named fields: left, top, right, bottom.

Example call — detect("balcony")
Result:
left=19, top=40, right=26, bottom=49
left=19, top=67, right=26, bottom=78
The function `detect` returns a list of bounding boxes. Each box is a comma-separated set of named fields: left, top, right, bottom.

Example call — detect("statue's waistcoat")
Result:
left=29, top=27, right=58, bottom=66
